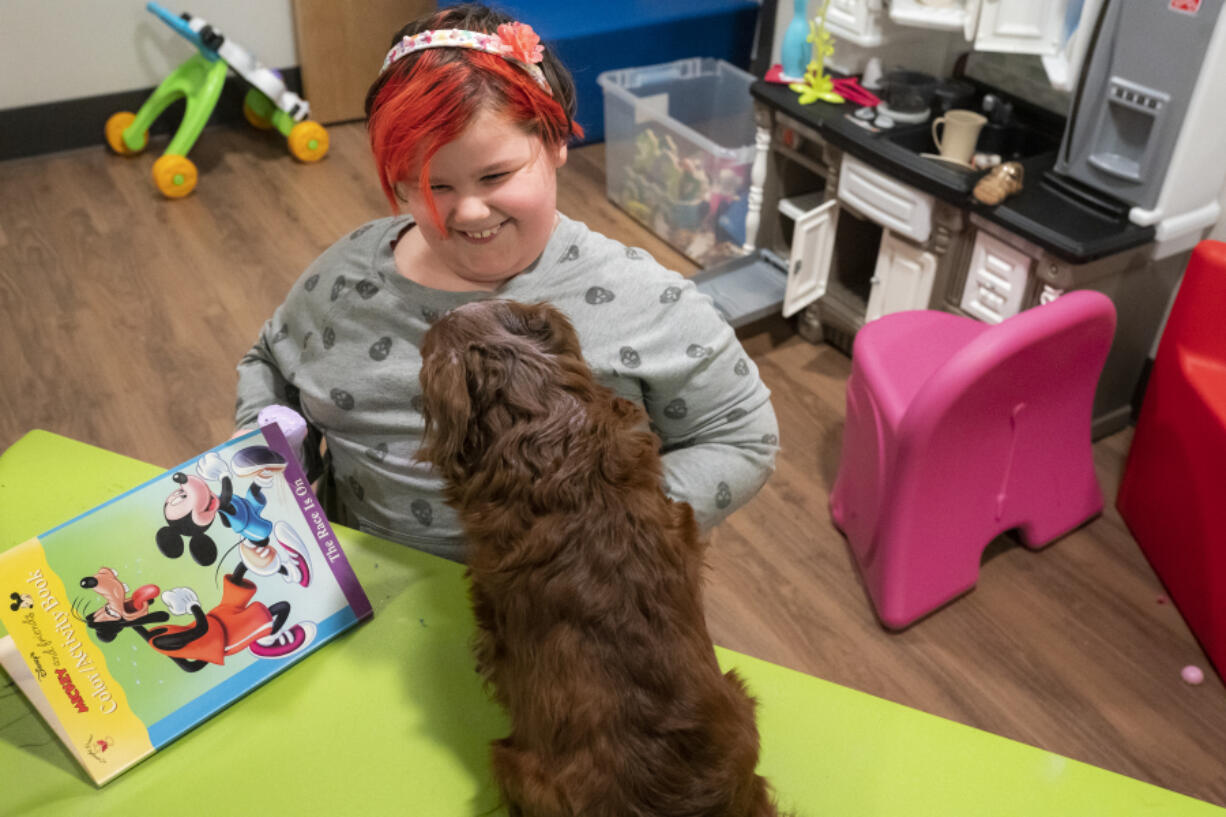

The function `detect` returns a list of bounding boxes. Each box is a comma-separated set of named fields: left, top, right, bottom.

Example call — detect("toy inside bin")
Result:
left=598, top=58, right=757, bottom=268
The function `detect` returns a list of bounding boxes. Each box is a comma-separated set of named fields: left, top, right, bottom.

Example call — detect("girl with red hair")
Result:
left=235, top=3, right=778, bottom=561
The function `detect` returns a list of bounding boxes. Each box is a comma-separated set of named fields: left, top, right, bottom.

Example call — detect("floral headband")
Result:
left=380, top=23, right=551, bottom=95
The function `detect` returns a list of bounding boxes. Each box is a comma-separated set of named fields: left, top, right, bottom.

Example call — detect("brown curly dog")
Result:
left=417, top=299, right=781, bottom=817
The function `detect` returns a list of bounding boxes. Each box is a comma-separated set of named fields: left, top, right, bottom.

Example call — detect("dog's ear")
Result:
left=417, top=344, right=476, bottom=478
left=419, top=300, right=585, bottom=484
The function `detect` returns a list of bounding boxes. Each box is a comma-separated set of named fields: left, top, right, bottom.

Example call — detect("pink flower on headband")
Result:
left=497, top=23, right=544, bottom=65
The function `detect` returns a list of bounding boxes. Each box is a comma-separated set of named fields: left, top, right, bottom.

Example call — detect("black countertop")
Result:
left=750, top=80, right=1154, bottom=264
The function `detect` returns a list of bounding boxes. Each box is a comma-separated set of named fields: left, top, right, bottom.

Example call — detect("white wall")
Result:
left=0, top=1, right=297, bottom=110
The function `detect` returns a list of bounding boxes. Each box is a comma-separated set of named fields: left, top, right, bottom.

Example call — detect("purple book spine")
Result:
left=257, top=424, right=373, bottom=619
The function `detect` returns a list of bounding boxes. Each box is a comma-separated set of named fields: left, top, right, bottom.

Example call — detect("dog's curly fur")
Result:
left=417, top=299, right=780, bottom=817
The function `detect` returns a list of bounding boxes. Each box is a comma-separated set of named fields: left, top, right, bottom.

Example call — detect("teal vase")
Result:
left=780, top=0, right=811, bottom=80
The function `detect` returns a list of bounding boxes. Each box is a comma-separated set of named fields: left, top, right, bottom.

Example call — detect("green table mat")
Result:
left=0, top=430, right=1219, bottom=816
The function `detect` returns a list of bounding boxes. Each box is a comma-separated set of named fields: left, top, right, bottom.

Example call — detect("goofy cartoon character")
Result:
left=79, top=560, right=316, bottom=673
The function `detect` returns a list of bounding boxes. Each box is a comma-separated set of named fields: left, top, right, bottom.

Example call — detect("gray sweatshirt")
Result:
left=236, top=213, right=779, bottom=561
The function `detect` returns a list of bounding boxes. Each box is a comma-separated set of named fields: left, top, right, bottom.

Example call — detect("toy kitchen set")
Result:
left=703, top=0, right=1226, bottom=439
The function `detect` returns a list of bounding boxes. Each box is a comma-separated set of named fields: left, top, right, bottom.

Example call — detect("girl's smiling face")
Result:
left=396, top=108, right=568, bottom=291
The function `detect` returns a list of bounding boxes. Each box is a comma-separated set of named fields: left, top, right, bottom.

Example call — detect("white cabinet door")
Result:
left=889, top=0, right=969, bottom=32
left=960, top=230, right=1032, bottom=323
left=964, top=0, right=982, bottom=41
left=1041, top=0, right=1104, bottom=91
left=838, top=153, right=936, bottom=244
left=826, top=0, right=886, bottom=46
left=783, top=199, right=840, bottom=318
left=973, top=0, right=1068, bottom=55
left=865, top=230, right=938, bottom=323
left=969, top=0, right=1101, bottom=90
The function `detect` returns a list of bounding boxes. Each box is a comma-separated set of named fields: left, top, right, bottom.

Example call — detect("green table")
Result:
left=0, top=430, right=1220, bottom=816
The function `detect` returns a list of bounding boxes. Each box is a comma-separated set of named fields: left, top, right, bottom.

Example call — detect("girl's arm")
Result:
left=631, top=283, right=780, bottom=532
left=235, top=306, right=297, bottom=431
left=234, top=278, right=325, bottom=478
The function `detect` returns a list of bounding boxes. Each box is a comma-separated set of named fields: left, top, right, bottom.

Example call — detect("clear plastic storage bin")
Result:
left=598, top=58, right=757, bottom=268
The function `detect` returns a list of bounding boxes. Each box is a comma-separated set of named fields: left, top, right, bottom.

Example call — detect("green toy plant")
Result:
left=789, top=0, right=844, bottom=105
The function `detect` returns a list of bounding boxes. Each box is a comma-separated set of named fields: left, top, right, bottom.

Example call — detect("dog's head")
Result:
left=418, top=299, right=607, bottom=487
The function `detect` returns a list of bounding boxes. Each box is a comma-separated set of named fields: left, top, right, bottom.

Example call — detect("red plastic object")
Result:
left=1118, top=239, right=1226, bottom=678
left=830, top=292, right=1116, bottom=629
left=764, top=64, right=788, bottom=84
left=831, top=77, right=880, bottom=107
left=763, top=64, right=881, bottom=106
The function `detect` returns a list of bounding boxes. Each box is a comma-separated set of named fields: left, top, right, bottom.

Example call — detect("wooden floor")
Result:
left=1, top=121, right=1224, bottom=807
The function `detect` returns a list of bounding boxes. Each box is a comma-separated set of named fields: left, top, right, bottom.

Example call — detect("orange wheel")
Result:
left=288, top=121, right=329, bottom=162
left=152, top=154, right=198, bottom=199
left=243, top=101, right=273, bottom=130
left=105, top=112, right=147, bottom=156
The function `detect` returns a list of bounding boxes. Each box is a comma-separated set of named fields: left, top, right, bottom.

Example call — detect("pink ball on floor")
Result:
left=1181, top=665, right=1205, bottom=685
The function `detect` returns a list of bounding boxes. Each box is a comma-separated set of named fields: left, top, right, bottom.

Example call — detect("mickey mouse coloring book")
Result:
left=0, top=425, right=372, bottom=785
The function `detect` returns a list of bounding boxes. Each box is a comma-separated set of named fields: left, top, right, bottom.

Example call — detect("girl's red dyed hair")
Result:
left=366, top=16, right=581, bottom=233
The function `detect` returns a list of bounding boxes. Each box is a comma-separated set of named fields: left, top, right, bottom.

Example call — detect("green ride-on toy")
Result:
left=106, top=2, right=329, bottom=198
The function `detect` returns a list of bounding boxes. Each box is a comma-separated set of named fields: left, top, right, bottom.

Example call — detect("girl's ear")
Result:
left=551, top=141, right=568, bottom=169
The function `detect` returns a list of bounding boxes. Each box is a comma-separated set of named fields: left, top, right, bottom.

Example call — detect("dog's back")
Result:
left=472, top=452, right=776, bottom=817
left=419, top=300, right=780, bottom=817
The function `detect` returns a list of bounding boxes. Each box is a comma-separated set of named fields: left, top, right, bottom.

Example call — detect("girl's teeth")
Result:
left=464, top=225, right=500, bottom=239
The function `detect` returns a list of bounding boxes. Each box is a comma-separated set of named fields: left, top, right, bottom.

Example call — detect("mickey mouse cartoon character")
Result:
left=157, top=445, right=311, bottom=587
left=9, top=592, right=33, bottom=611
left=80, top=562, right=316, bottom=672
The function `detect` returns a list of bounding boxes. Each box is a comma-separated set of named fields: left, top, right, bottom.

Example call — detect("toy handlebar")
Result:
left=144, top=1, right=311, bottom=121
left=146, top=1, right=223, bottom=61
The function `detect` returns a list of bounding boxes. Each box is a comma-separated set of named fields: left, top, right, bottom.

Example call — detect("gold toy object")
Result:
left=973, top=161, right=1025, bottom=206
